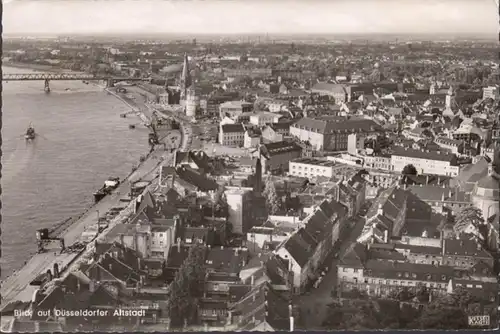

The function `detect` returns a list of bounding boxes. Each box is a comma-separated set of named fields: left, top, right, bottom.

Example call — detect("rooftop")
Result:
left=392, top=146, right=457, bottom=163
left=292, top=117, right=382, bottom=134
left=290, top=158, right=336, bottom=167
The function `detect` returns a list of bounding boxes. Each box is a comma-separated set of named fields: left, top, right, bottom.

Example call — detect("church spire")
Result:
left=180, top=53, right=192, bottom=100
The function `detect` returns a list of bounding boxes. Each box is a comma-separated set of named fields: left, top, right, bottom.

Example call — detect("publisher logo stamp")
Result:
left=468, top=315, right=490, bottom=327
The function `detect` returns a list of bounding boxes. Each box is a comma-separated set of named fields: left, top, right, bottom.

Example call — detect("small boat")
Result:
left=25, top=123, right=36, bottom=140
left=93, top=177, right=121, bottom=203
left=129, top=124, right=136, bottom=129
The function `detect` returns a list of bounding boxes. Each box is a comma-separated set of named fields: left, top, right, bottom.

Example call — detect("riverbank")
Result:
left=3, top=61, right=74, bottom=73
left=0, top=85, right=179, bottom=309
left=0, top=82, right=154, bottom=283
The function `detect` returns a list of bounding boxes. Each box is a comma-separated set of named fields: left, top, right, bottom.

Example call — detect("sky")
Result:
left=3, top=0, right=498, bottom=36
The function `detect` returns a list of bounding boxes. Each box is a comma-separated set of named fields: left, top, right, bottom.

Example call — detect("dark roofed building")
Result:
left=290, top=117, right=383, bottom=151
left=258, top=141, right=302, bottom=174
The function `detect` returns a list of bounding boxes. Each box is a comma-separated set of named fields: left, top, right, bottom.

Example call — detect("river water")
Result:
left=1, top=67, right=150, bottom=278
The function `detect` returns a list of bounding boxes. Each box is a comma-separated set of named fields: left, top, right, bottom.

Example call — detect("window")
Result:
left=342, top=268, right=348, bottom=272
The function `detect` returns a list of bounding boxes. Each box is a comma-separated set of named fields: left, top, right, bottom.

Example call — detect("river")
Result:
left=1, top=67, right=150, bottom=278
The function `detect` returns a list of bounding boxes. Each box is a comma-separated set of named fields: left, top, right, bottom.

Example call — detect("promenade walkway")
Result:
left=0, top=87, right=189, bottom=312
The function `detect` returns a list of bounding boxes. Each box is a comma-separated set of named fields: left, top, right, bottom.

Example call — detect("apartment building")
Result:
left=434, top=137, right=464, bottom=155
left=288, top=158, right=337, bottom=178
left=390, top=146, right=459, bottom=177
left=219, top=101, right=253, bottom=119
left=219, top=123, right=245, bottom=147
left=249, top=112, right=282, bottom=126
left=290, top=117, right=382, bottom=151
left=258, top=141, right=302, bottom=174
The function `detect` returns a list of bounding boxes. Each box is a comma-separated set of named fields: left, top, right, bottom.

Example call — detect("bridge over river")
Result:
left=2, top=73, right=151, bottom=92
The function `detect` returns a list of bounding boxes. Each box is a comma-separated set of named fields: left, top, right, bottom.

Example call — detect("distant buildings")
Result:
left=483, top=86, right=499, bottom=100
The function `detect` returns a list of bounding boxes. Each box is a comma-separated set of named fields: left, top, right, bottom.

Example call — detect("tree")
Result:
left=415, top=284, right=430, bottom=303
left=323, top=300, right=380, bottom=330
left=402, top=164, right=418, bottom=175
left=262, top=179, right=281, bottom=214
left=167, top=244, right=206, bottom=328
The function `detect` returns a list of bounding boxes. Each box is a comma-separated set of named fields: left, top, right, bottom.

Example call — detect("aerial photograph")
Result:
left=0, top=0, right=499, bottom=332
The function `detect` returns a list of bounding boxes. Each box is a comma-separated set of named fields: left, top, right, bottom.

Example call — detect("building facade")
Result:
left=391, top=147, right=459, bottom=177
left=219, top=124, right=245, bottom=147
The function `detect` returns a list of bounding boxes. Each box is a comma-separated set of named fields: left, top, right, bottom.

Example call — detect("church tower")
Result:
left=185, top=86, right=198, bottom=118
left=445, top=86, right=456, bottom=109
left=180, top=53, right=192, bottom=101
left=254, top=157, right=262, bottom=195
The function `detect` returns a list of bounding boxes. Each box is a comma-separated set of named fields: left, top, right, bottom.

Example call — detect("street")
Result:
left=297, top=211, right=368, bottom=329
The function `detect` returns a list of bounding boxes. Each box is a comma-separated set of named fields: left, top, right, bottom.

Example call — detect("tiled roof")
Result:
left=230, top=282, right=290, bottom=331
left=393, top=243, right=442, bottom=255
left=206, top=247, right=248, bottom=274
left=166, top=245, right=191, bottom=268
left=270, top=121, right=294, bottom=131
left=311, top=82, right=347, bottom=94
left=179, top=226, right=215, bottom=244
left=292, top=117, right=382, bottom=134
left=408, top=185, right=469, bottom=202
left=221, top=123, right=245, bottom=133
left=261, top=141, right=302, bottom=158
left=175, top=166, right=219, bottom=192
left=283, top=228, right=318, bottom=267
left=265, top=255, right=289, bottom=286
left=364, top=259, right=454, bottom=282
left=392, top=146, right=457, bottom=163
left=443, top=239, right=493, bottom=258
left=339, top=242, right=367, bottom=267
left=365, top=186, right=407, bottom=233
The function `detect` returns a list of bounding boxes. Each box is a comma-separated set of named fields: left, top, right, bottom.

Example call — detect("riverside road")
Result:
left=0, top=87, right=192, bottom=311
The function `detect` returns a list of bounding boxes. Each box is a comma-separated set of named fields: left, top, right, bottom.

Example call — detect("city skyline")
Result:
left=3, top=0, right=498, bottom=36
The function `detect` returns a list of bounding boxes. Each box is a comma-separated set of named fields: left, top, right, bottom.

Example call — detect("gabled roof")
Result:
left=175, top=166, right=219, bottom=192
left=265, top=255, right=289, bottom=286
left=282, top=228, right=318, bottom=267
left=260, top=141, right=302, bottom=159
left=365, top=259, right=454, bottom=282
left=230, top=282, right=290, bottom=331
left=221, top=123, right=245, bottom=133
left=206, top=247, right=247, bottom=274
left=444, top=239, right=493, bottom=259
left=292, top=117, right=382, bottom=134
left=365, top=186, right=408, bottom=233
left=339, top=242, right=367, bottom=267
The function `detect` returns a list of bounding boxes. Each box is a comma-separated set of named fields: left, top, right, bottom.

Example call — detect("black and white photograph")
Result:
left=0, top=0, right=499, bottom=332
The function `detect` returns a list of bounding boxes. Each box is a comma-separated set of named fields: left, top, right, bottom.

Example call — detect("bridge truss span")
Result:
left=2, top=72, right=105, bottom=81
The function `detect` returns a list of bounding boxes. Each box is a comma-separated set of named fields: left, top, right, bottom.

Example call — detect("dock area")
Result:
left=0, top=91, right=185, bottom=312
left=0, top=149, right=169, bottom=309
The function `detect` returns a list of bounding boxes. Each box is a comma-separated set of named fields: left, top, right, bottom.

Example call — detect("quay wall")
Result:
left=0, top=86, right=174, bottom=308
